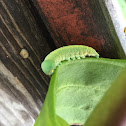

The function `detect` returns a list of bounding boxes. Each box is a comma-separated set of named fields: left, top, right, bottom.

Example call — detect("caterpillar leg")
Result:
left=65, top=57, right=71, bottom=61
left=57, top=62, right=62, bottom=67
left=76, top=57, right=81, bottom=59
left=71, top=57, right=76, bottom=60
left=81, top=55, right=85, bottom=58
left=95, top=55, right=99, bottom=58
left=59, top=62, right=62, bottom=65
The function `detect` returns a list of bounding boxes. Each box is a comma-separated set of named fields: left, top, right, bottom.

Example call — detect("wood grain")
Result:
left=0, top=0, right=55, bottom=125
left=0, top=62, right=38, bottom=126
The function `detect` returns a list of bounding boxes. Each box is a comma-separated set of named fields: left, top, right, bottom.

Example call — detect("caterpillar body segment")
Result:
left=41, top=45, right=99, bottom=75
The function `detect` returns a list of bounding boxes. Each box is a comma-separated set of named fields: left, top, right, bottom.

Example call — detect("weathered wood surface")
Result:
left=0, top=62, right=37, bottom=126
left=33, top=0, right=126, bottom=58
left=0, top=0, right=54, bottom=125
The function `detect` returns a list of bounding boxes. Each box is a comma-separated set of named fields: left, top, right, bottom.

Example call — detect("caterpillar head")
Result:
left=41, top=60, right=55, bottom=75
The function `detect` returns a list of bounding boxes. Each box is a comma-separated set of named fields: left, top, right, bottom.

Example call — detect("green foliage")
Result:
left=34, top=57, right=126, bottom=126
left=34, top=72, right=69, bottom=126
left=85, top=67, right=126, bottom=126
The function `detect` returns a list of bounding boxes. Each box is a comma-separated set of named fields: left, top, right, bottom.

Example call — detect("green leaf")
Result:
left=34, top=70, right=69, bottom=126
left=84, top=67, right=126, bottom=126
left=34, top=58, right=126, bottom=126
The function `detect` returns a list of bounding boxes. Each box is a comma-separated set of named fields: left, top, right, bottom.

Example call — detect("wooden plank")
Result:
left=0, top=0, right=52, bottom=102
left=32, top=0, right=126, bottom=58
left=0, top=61, right=38, bottom=126
left=0, top=0, right=55, bottom=125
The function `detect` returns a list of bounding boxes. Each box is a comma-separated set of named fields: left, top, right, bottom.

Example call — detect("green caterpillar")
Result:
left=41, top=45, right=99, bottom=75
